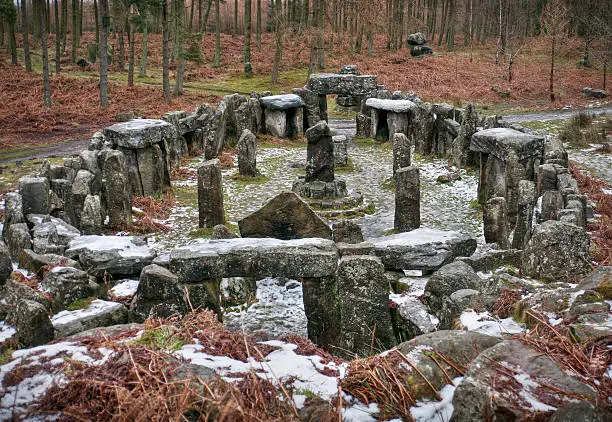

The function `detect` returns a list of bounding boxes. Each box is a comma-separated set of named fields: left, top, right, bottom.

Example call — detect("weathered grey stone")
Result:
left=332, top=135, right=349, bottom=167
left=339, top=64, right=360, bottom=75
left=365, top=98, right=416, bottom=113
left=239, top=192, right=332, bottom=240
left=129, top=264, right=188, bottom=322
left=211, top=225, right=238, bottom=239
left=575, top=266, right=612, bottom=300
left=136, top=143, right=170, bottom=196
left=0, top=241, right=11, bottom=286
left=570, top=312, right=612, bottom=341
left=292, top=87, right=323, bottom=130
left=169, top=237, right=338, bottom=282
left=237, top=129, right=259, bottom=177
left=79, top=150, right=101, bottom=188
left=540, top=190, right=564, bottom=222
left=261, top=94, right=304, bottom=111
left=19, top=176, right=49, bottom=216
left=394, top=166, right=420, bottom=233
left=184, top=281, right=221, bottom=317
left=334, top=256, right=395, bottom=359
left=452, top=104, right=479, bottom=167
left=392, top=133, right=411, bottom=175
left=332, top=220, right=364, bottom=244
left=544, top=136, right=568, bottom=167
left=103, top=119, right=177, bottom=149
left=470, top=128, right=545, bottom=161
left=0, top=279, right=52, bottom=317
left=411, top=102, right=436, bottom=155
left=305, top=121, right=335, bottom=183
left=423, top=261, right=481, bottom=315
left=407, top=32, right=427, bottom=46
left=438, top=289, right=484, bottom=329
left=18, top=249, right=79, bottom=276
left=523, top=220, right=591, bottom=282
left=457, top=246, right=523, bottom=273
left=2, top=192, right=24, bottom=241
left=371, top=228, right=477, bottom=272
left=98, top=149, right=132, bottom=227
left=549, top=401, right=612, bottom=422
left=336, top=242, right=375, bottom=257
left=410, top=45, right=433, bottom=56
left=512, top=180, right=536, bottom=250
left=66, top=235, right=156, bottom=279
left=40, top=266, right=99, bottom=309
left=264, top=109, right=287, bottom=138
left=305, top=73, right=378, bottom=96
left=392, top=295, right=439, bottom=342
left=6, top=223, right=32, bottom=261
left=451, top=340, right=595, bottom=421
left=582, top=87, right=607, bottom=99
left=6, top=299, right=54, bottom=347
left=197, top=159, right=225, bottom=228
left=483, top=197, right=508, bottom=247
left=80, top=194, right=102, bottom=235
left=52, top=299, right=128, bottom=338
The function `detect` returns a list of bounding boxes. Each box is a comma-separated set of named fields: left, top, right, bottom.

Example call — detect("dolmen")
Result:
left=261, top=94, right=305, bottom=139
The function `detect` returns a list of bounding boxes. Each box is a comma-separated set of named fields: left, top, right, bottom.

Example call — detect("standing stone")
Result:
left=334, top=256, right=395, bottom=359
left=19, top=176, right=50, bottom=216
left=302, top=276, right=341, bottom=351
left=71, top=169, right=95, bottom=227
left=512, top=181, right=536, bottom=250
left=332, top=220, right=364, bottom=244
left=136, top=143, right=169, bottom=196
left=81, top=195, right=102, bottom=235
left=505, top=150, right=527, bottom=226
left=129, top=264, right=188, bottom=322
left=393, top=133, right=411, bottom=175
left=0, top=241, right=11, bottom=286
left=333, top=135, right=349, bottom=167
left=237, top=129, right=259, bottom=177
left=6, top=223, right=32, bottom=261
left=292, top=87, right=323, bottom=131
left=265, top=109, right=287, bottom=138
left=198, top=159, right=225, bottom=228
left=394, top=166, right=420, bottom=233
left=452, top=104, right=479, bottom=167
left=2, top=192, right=24, bottom=241
left=541, top=190, right=564, bottom=222
left=7, top=299, right=54, bottom=347
left=305, top=121, right=335, bottom=183
left=484, top=197, right=508, bottom=248
left=99, top=150, right=132, bottom=227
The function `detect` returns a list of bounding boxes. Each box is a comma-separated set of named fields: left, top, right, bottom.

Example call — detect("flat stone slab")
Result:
left=370, top=228, right=477, bottom=272
left=365, top=98, right=417, bottom=113
left=65, top=235, right=156, bottom=278
left=469, top=128, right=545, bottom=161
left=103, top=119, right=177, bottom=149
left=305, top=73, right=378, bottom=96
left=261, top=94, right=305, bottom=111
left=169, top=238, right=338, bottom=282
left=52, top=299, right=128, bottom=338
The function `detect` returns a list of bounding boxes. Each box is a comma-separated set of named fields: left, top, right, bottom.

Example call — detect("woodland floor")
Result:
left=0, top=31, right=609, bottom=152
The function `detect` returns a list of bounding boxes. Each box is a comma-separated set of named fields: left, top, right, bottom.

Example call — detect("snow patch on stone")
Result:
left=410, top=377, right=463, bottom=422
left=459, top=310, right=525, bottom=337
left=110, top=279, right=140, bottom=298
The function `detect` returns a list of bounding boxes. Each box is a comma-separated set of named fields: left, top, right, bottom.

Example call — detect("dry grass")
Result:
left=569, top=164, right=612, bottom=265
left=516, top=311, right=612, bottom=409
left=491, top=288, right=524, bottom=319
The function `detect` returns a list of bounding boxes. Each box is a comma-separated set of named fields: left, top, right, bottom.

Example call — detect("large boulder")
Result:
left=406, top=32, right=427, bottom=46
left=6, top=299, right=54, bottom=347
left=575, top=266, right=612, bottom=299
left=239, top=192, right=332, bottom=240
left=129, top=264, right=188, bottom=322
left=52, top=299, right=128, bottom=338
left=18, top=176, right=50, bottom=216
left=523, top=221, right=591, bottom=282
left=371, top=228, right=477, bottom=272
left=103, top=119, right=176, bottom=149
left=391, top=294, right=439, bottom=341
left=451, top=340, right=596, bottom=421
left=423, top=261, right=481, bottom=316
left=40, top=266, right=99, bottom=309
left=6, top=223, right=32, bottom=261
left=65, top=235, right=156, bottom=279
left=261, top=94, right=305, bottom=111
left=305, top=121, right=335, bottom=183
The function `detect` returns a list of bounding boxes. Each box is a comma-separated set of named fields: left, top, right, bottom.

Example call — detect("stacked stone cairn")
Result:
left=407, top=32, right=433, bottom=56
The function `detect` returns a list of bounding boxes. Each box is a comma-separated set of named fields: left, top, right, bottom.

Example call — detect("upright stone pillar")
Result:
left=19, top=176, right=50, bottom=216
left=334, top=256, right=395, bottom=359
left=512, top=181, right=536, bottom=250
left=393, top=133, right=412, bottom=175
left=305, top=121, right=335, bottom=183
left=302, top=276, right=341, bottom=351
left=394, top=166, right=420, bottom=233
left=484, top=197, right=508, bottom=248
left=237, top=129, right=259, bottom=177
left=99, top=150, right=132, bottom=227
left=198, top=159, right=225, bottom=228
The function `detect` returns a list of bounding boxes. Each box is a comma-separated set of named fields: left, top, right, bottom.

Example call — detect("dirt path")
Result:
left=502, top=106, right=612, bottom=123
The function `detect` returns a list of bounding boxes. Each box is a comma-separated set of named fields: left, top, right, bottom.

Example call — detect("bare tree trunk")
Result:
left=469, top=0, right=473, bottom=62
left=162, top=0, right=170, bottom=102
left=61, top=0, right=67, bottom=54
left=243, top=0, right=252, bottom=76
left=213, top=0, right=220, bottom=67
left=118, top=26, right=125, bottom=69
left=39, top=0, right=51, bottom=108
left=128, top=8, right=134, bottom=86
left=174, top=0, right=185, bottom=96
left=99, top=0, right=108, bottom=107
left=8, top=9, right=18, bottom=64
left=549, top=34, right=555, bottom=102
left=233, top=0, right=237, bottom=36
left=256, top=0, right=261, bottom=49
left=200, top=0, right=212, bottom=33
left=271, top=0, right=283, bottom=83
left=54, top=0, right=60, bottom=72
left=21, top=0, right=32, bottom=71
left=93, top=0, right=98, bottom=44
left=71, top=0, right=78, bottom=62
left=139, top=19, right=148, bottom=76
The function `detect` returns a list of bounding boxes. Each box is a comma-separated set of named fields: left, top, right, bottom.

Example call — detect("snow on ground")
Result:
left=224, top=277, right=308, bottom=339
left=0, top=342, right=114, bottom=419
left=109, top=279, right=140, bottom=298
left=0, top=321, right=16, bottom=343
left=175, top=339, right=346, bottom=406
left=410, top=377, right=463, bottom=422
left=459, top=310, right=525, bottom=337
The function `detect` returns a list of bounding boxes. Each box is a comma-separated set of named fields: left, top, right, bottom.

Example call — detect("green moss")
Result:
left=383, top=228, right=397, bottom=236
left=0, top=157, right=64, bottom=194
left=295, top=388, right=319, bottom=399
left=594, top=274, right=612, bottom=300
left=0, top=346, right=16, bottom=365
left=326, top=96, right=357, bottom=119
left=381, top=177, right=396, bottom=191
left=173, top=185, right=198, bottom=208
left=189, top=227, right=214, bottom=239
left=134, top=327, right=184, bottom=351
left=65, top=297, right=97, bottom=311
